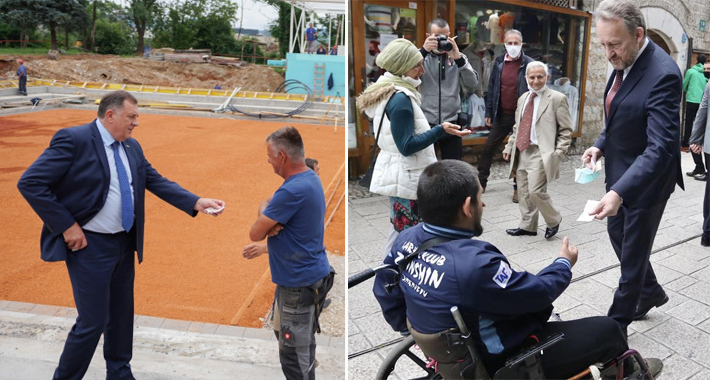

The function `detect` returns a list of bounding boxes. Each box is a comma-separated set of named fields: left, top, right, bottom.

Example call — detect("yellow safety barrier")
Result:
left=0, top=79, right=337, bottom=103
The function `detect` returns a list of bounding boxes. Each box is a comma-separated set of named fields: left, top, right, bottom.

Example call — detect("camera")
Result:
left=436, top=35, right=453, bottom=52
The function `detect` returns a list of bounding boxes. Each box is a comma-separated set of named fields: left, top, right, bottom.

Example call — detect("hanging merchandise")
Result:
left=498, top=12, right=516, bottom=43
left=488, top=12, right=501, bottom=44
left=481, top=49, right=495, bottom=94
left=476, top=12, right=491, bottom=45
left=551, top=77, right=580, bottom=132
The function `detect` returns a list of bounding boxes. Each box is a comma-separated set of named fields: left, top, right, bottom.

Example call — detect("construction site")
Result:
left=0, top=36, right=346, bottom=379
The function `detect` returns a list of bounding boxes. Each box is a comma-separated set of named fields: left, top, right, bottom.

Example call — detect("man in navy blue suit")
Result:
left=583, top=0, right=684, bottom=334
left=17, top=91, right=225, bottom=380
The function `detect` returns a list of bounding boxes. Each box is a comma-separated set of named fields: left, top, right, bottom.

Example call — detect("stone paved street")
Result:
left=348, top=153, right=710, bottom=379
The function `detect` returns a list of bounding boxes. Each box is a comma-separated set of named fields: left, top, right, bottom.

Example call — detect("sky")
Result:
left=238, top=0, right=279, bottom=30
left=110, top=0, right=279, bottom=31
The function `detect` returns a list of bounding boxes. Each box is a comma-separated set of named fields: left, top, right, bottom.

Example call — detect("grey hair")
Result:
left=595, top=0, right=646, bottom=37
left=526, top=61, right=549, bottom=76
left=98, top=90, right=137, bottom=119
left=266, top=126, right=305, bottom=161
left=504, top=29, right=523, bottom=42
left=428, top=18, right=449, bottom=32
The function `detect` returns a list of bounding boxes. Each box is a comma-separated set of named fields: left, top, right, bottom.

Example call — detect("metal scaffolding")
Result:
left=286, top=0, right=346, bottom=53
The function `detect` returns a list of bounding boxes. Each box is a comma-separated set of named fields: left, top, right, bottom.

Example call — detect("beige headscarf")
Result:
left=357, top=39, right=423, bottom=109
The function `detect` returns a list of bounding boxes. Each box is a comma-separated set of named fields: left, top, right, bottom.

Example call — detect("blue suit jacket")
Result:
left=17, top=121, right=199, bottom=263
left=594, top=40, right=684, bottom=208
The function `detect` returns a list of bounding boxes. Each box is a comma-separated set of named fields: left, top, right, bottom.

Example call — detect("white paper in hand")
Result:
left=577, top=200, right=600, bottom=222
left=204, top=204, right=225, bottom=215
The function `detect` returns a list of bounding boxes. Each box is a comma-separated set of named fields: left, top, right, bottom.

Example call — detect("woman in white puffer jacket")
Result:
left=356, top=38, right=471, bottom=256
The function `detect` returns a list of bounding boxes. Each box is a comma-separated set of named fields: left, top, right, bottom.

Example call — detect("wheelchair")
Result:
left=349, top=270, right=660, bottom=380
left=374, top=327, right=657, bottom=379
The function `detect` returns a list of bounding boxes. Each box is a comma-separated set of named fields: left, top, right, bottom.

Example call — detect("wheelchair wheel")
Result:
left=375, top=335, right=442, bottom=380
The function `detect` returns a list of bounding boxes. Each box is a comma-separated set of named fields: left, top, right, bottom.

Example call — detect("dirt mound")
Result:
left=0, top=54, right=285, bottom=92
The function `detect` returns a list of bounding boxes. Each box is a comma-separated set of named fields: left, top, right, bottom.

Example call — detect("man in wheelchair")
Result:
left=373, top=160, right=662, bottom=379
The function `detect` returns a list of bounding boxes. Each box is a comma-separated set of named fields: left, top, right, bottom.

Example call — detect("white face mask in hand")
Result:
left=401, top=75, right=422, bottom=88
left=505, top=45, right=522, bottom=58
left=575, top=159, right=602, bottom=184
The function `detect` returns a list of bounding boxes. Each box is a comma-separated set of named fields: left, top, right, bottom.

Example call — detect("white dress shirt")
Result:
left=82, top=119, right=135, bottom=233
left=521, top=90, right=542, bottom=146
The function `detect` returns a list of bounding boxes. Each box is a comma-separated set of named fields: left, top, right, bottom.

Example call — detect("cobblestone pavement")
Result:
left=348, top=153, right=710, bottom=380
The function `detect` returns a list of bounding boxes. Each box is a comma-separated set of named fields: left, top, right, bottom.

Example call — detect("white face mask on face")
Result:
left=401, top=75, right=422, bottom=88
left=527, top=84, right=548, bottom=95
left=505, top=45, right=522, bottom=58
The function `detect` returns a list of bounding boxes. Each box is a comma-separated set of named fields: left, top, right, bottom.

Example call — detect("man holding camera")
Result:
left=419, top=18, right=479, bottom=160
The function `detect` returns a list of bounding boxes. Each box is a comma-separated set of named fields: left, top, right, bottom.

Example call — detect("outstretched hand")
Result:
left=589, top=190, right=622, bottom=220
left=194, top=198, right=225, bottom=216
left=557, top=236, right=578, bottom=267
left=442, top=122, right=472, bottom=137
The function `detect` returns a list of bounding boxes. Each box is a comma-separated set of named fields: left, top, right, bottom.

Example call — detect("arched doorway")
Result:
left=640, top=6, right=688, bottom=70
left=647, top=30, right=671, bottom=55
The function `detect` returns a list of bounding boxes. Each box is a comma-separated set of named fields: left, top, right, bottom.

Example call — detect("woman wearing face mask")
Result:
left=356, top=38, right=471, bottom=256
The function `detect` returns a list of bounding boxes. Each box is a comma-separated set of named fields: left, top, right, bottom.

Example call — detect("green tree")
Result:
left=94, top=17, right=134, bottom=55
left=151, top=2, right=196, bottom=49
left=130, top=0, right=158, bottom=55
left=315, top=13, right=342, bottom=48
left=151, top=0, right=239, bottom=54
left=60, top=0, right=89, bottom=50
left=0, top=0, right=43, bottom=48
left=265, top=0, right=302, bottom=57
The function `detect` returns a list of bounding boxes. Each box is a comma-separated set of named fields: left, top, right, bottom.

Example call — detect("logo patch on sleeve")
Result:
left=493, top=261, right=512, bottom=289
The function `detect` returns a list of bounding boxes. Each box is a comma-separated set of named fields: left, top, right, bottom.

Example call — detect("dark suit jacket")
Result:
left=17, top=121, right=199, bottom=263
left=594, top=40, right=684, bottom=208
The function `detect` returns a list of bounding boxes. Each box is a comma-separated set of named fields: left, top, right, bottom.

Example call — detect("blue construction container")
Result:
left=285, top=53, right=346, bottom=98
left=267, top=59, right=287, bottom=67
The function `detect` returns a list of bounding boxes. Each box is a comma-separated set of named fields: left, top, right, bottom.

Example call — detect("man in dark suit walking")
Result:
left=17, top=90, right=225, bottom=380
left=583, top=0, right=684, bottom=334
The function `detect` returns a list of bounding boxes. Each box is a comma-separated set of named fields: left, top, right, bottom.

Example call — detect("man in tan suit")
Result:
left=503, top=61, right=572, bottom=239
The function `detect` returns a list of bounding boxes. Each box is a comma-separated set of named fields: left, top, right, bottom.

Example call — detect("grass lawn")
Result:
left=0, top=47, right=86, bottom=55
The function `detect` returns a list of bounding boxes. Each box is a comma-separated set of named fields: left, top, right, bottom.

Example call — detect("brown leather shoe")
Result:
left=512, top=190, right=518, bottom=203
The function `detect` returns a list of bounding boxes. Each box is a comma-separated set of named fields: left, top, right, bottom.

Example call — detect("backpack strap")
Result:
left=397, top=237, right=451, bottom=273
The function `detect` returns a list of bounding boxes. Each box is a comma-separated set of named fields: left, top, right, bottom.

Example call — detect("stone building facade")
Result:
left=575, top=0, right=710, bottom=151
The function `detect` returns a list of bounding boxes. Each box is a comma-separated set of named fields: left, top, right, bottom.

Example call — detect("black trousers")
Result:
left=485, top=317, right=628, bottom=379
left=436, top=134, right=463, bottom=160
left=704, top=153, right=710, bottom=236
left=684, top=102, right=706, bottom=172
left=478, top=112, right=516, bottom=188
left=18, top=75, right=27, bottom=94
left=54, top=230, right=136, bottom=380
left=539, top=317, right=628, bottom=379
left=607, top=201, right=667, bottom=330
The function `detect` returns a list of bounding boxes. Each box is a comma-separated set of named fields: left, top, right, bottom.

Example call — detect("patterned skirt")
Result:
left=389, top=196, right=421, bottom=233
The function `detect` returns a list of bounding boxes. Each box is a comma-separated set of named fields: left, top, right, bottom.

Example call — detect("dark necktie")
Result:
left=516, top=92, right=537, bottom=152
left=112, top=142, right=134, bottom=232
left=605, top=70, right=623, bottom=115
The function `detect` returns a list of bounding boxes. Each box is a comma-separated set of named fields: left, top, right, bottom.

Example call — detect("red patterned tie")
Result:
left=605, top=70, right=623, bottom=115
left=516, top=92, right=537, bottom=152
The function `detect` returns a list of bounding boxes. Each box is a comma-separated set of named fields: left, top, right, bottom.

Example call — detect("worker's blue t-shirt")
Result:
left=306, top=27, right=317, bottom=41
left=17, top=65, right=26, bottom=77
left=264, top=169, right=329, bottom=287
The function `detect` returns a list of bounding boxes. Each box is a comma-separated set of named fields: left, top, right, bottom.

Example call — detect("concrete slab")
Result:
left=0, top=307, right=344, bottom=380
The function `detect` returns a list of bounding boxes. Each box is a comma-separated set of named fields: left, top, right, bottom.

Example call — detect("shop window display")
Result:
left=455, top=0, right=588, bottom=134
